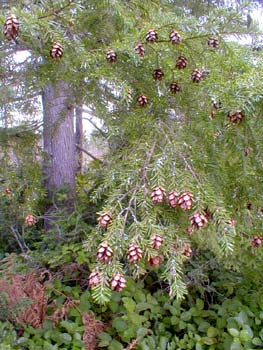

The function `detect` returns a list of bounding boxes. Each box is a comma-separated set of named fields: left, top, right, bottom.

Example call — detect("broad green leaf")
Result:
left=109, top=339, right=123, bottom=350
left=112, top=317, right=128, bottom=332
left=252, top=337, right=263, bottom=346
left=207, top=327, right=219, bottom=338
left=122, top=297, right=136, bottom=313
left=228, top=328, right=240, bottom=337
left=230, top=340, right=242, bottom=350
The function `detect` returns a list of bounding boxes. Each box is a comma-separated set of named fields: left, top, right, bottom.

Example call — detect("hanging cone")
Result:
left=25, top=214, right=37, bottom=227
left=4, top=14, right=19, bottom=41
left=182, top=242, right=193, bottom=257
left=152, top=69, right=164, bottom=81
left=149, top=255, right=163, bottom=266
left=169, top=82, right=181, bottom=93
left=110, top=273, right=127, bottom=292
left=96, top=242, right=113, bottom=262
left=207, top=37, right=219, bottom=48
left=151, top=186, right=166, bottom=204
left=106, top=49, right=117, bottom=63
left=127, top=244, right=143, bottom=263
left=169, top=29, right=181, bottom=44
left=191, top=69, right=203, bottom=83
left=228, top=110, right=243, bottom=124
left=88, top=271, right=100, bottom=287
left=190, top=212, right=208, bottom=229
left=137, top=95, right=148, bottom=106
left=176, top=55, right=187, bottom=69
left=98, top=212, right=112, bottom=229
left=150, top=234, right=163, bottom=250
left=135, top=42, right=145, bottom=57
left=251, top=235, right=263, bottom=247
left=168, top=190, right=180, bottom=207
left=50, top=42, right=64, bottom=60
left=146, top=29, right=158, bottom=42
left=178, top=192, right=194, bottom=210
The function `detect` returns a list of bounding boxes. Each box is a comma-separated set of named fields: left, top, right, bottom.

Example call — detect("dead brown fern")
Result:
left=82, top=312, right=106, bottom=350
left=0, top=270, right=49, bottom=328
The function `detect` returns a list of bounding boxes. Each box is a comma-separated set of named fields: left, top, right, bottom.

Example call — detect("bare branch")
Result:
left=75, top=144, right=104, bottom=164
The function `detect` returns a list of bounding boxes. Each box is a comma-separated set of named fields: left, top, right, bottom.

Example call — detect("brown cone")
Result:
left=152, top=69, right=164, bottom=81
left=146, top=29, right=158, bottom=42
left=88, top=271, right=100, bottom=287
left=137, top=95, right=148, bottom=106
left=127, top=244, right=143, bottom=263
left=251, top=235, right=263, bottom=247
left=106, top=49, right=117, bottom=63
left=50, top=42, right=64, bottom=60
left=191, top=69, right=203, bottom=83
left=169, top=82, right=181, bottom=94
left=169, top=29, right=181, bottom=44
left=208, top=37, right=219, bottom=48
left=176, top=55, right=187, bottom=69
left=98, top=212, right=112, bottom=229
left=110, top=273, right=127, bottom=292
left=4, top=14, right=19, bottom=41
left=150, top=234, right=163, bottom=250
left=190, top=212, right=208, bottom=229
left=228, top=110, right=243, bottom=124
left=135, top=42, right=145, bottom=57
left=178, top=192, right=194, bottom=210
left=25, top=214, right=37, bottom=227
left=168, top=191, right=180, bottom=207
left=151, top=186, right=166, bottom=204
left=97, top=242, right=113, bottom=262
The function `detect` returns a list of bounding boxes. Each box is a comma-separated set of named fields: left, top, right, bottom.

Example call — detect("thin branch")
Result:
left=75, top=106, right=107, bottom=138
left=75, top=144, right=104, bottom=164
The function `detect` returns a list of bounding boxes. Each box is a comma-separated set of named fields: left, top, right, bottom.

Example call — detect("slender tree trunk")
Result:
left=42, top=80, right=75, bottom=230
left=75, top=105, right=83, bottom=174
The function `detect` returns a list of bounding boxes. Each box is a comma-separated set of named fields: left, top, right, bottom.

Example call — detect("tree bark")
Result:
left=75, top=105, right=83, bottom=174
left=42, top=80, right=75, bottom=229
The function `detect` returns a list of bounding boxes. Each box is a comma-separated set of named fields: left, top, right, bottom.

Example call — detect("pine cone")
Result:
left=208, top=37, right=219, bottom=48
left=178, top=192, right=193, bottom=210
left=137, top=95, right=148, bottom=106
left=25, top=214, right=37, bottom=227
left=97, top=242, right=113, bottom=262
left=4, top=14, right=19, bottom=41
left=50, top=42, right=64, bottom=60
left=5, top=187, right=12, bottom=194
left=110, top=273, right=127, bottom=292
left=98, top=212, right=112, bottom=229
left=127, top=244, right=143, bottom=263
left=169, top=82, right=181, bottom=93
left=150, top=186, right=166, bottom=204
left=152, top=69, right=164, bottom=81
left=149, top=255, right=163, bottom=266
left=169, top=29, right=181, bottom=44
left=106, top=49, right=117, bottom=63
left=146, top=29, right=158, bottom=42
left=135, top=42, right=145, bottom=57
left=190, top=212, right=208, bottom=229
left=182, top=242, right=193, bottom=257
left=191, top=69, right=203, bottom=83
left=168, top=190, right=180, bottom=208
left=228, top=110, right=243, bottom=124
left=150, top=234, right=163, bottom=250
left=176, top=55, right=187, bottom=69
left=88, top=271, right=100, bottom=287
left=251, top=235, right=263, bottom=247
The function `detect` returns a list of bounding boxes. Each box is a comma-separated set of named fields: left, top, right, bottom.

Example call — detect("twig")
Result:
left=75, top=144, right=104, bottom=164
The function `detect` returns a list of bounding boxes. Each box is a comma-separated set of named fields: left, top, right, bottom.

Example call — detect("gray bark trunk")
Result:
left=75, top=106, right=83, bottom=174
left=42, top=80, right=75, bottom=228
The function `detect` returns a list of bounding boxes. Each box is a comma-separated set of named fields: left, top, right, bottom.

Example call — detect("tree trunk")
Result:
left=75, top=105, right=83, bottom=174
left=42, top=80, right=75, bottom=229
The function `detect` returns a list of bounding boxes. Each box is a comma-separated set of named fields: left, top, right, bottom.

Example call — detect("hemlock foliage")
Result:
left=0, top=0, right=263, bottom=348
